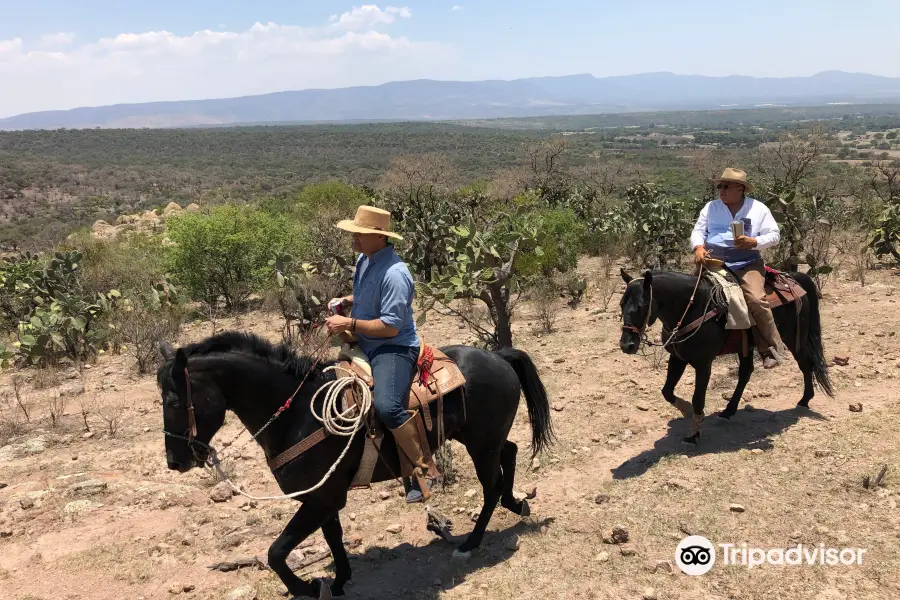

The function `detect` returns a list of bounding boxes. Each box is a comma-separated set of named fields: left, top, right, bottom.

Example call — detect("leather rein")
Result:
left=621, top=265, right=719, bottom=349
left=162, top=334, right=333, bottom=469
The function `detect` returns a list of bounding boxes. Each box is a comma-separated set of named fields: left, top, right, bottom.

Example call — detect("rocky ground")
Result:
left=1, top=258, right=900, bottom=600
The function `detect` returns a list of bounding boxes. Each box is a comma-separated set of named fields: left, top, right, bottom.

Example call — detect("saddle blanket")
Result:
left=705, top=268, right=753, bottom=330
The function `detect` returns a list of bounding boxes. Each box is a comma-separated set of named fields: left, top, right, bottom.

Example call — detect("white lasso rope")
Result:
left=208, top=366, right=372, bottom=501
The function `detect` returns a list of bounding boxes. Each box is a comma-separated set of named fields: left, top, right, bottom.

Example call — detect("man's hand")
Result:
left=693, top=245, right=709, bottom=265
left=734, top=236, right=758, bottom=250
left=325, top=315, right=352, bottom=335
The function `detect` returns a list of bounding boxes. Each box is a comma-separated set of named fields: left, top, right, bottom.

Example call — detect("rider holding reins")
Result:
left=690, top=168, right=788, bottom=368
left=324, top=205, right=435, bottom=503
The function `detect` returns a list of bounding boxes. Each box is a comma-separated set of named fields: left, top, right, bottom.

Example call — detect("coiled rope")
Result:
left=207, top=366, right=372, bottom=501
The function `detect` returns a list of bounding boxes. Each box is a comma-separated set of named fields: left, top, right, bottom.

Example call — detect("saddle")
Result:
left=335, top=342, right=467, bottom=490
left=762, top=266, right=807, bottom=309
left=719, top=267, right=807, bottom=357
left=673, top=266, right=808, bottom=357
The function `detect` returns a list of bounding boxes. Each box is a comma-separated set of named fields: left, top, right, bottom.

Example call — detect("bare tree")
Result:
left=377, top=153, right=461, bottom=278
left=870, top=159, right=900, bottom=205
left=753, top=127, right=827, bottom=193
left=690, top=149, right=738, bottom=198
left=574, top=158, right=649, bottom=197
left=520, top=138, right=571, bottom=205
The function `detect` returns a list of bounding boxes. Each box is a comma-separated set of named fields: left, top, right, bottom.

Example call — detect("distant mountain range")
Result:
left=4, top=70, right=900, bottom=130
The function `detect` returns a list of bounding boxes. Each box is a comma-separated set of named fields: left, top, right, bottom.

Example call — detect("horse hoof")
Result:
left=681, top=435, right=699, bottom=445
left=520, top=499, right=531, bottom=517
left=716, top=411, right=733, bottom=420
left=674, top=398, right=694, bottom=419
left=451, top=549, right=472, bottom=564
left=318, top=581, right=333, bottom=600
left=796, top=400, right=811, bottom=409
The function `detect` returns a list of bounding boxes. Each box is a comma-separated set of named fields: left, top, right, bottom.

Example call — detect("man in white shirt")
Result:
left=690, top=168, right=787, bottom=368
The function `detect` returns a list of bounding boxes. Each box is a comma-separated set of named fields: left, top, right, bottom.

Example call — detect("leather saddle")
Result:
left=334, top=342, right=466, bottom=490
left=335, top=343, right=466, bottom=430
left=717, top=267, right=808, bottom=357
left=762, top=267, right=807, bottom=309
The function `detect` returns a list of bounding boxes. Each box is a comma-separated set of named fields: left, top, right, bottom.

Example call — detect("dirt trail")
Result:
left=2, top=262, right=899, bottom=600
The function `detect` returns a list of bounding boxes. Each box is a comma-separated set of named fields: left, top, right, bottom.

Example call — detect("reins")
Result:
left=622, top=264, right=714, bottom=349
left=162, top=329, right=378, bottom=501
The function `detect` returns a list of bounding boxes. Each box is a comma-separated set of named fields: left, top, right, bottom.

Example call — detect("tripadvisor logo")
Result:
left=675, top=535, right=716, bottom=575
left=675, top=536, right=867, bottom=575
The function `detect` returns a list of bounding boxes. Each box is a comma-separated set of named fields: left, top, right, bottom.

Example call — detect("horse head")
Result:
left=618, top=268, right=657, bottom=354
left=157, top=340, right=227, bottom=472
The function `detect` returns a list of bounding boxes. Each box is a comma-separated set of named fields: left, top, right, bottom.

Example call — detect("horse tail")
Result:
left=794, top=272, right=834, bottom=398
left=495, top=347, right=555, bottom=457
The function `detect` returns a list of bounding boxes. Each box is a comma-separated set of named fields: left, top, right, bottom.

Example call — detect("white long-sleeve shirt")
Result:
left=690, top=197, right=780, bottom=270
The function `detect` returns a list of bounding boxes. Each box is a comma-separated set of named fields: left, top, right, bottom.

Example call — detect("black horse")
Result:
left=618, top=268, right=833, bottom=443
left=156, top=331, right=553, bottom=599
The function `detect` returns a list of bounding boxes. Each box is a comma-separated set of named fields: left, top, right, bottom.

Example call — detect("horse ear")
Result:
left=620, top=268, right=633, bottom=284
left=159, top=341, right=176, bottom=361
left=642, top=270, right=653, bottom=289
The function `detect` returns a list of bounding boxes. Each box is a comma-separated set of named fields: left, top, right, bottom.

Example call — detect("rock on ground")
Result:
left=63, top=500, right=102, bottom=516
left=227, top=585, right=257, bottom=600
left=69, top=479, right=108, bottom=496
left=209, top=482, right=234, bottom=502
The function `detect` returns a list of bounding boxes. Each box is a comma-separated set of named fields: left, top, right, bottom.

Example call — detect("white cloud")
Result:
left=329, top=5, right=412, bottom=31
left=0, top=7, right=453, bottom=117
left=39, top=32, right=75, bottom=48
left=451, top=5, right=464, bottom=11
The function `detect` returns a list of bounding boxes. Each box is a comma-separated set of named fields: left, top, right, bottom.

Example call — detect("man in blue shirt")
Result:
left=690, top=168, right=787, bottom=368
left=325, top=205, right=432, bottom=501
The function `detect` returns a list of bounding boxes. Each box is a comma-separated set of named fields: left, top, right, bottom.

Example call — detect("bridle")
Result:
left=621, top=278, right=654, bottom=339
left=621, top=265, right=709, bottom=349
left=161, top=331, right=333, bottom=467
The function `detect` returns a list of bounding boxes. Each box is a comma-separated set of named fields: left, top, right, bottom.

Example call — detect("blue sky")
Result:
left=1, top=0, right=899, bottom=117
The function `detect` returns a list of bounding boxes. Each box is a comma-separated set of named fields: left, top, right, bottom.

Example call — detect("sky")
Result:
left=1, top=0, right=899, bottom=117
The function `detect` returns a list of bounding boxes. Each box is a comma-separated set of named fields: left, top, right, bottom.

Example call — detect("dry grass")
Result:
left=45, top=390, right=67, bottom=428
left=0, top=388, right=26, bottom=444
left=448, top=403, right=900, bottom=600
left=593, top=254, right=621, bottom=312
left=93, top=395, right=130, bottom=436
left=532, top=278, right=561, bottom=334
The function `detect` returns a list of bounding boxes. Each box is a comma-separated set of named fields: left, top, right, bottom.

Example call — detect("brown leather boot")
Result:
left=390, top=413, right=434, bottom=500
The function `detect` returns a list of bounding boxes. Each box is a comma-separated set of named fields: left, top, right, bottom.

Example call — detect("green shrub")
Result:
left=0, top=250, right=120, bottom=366
left=166, top=204, right=301, bottom=309
left=516, top=207, right=585, bottom=278
left=67, top=231, right=170, bottom=296
left=595, top=183, right=692, bottom=269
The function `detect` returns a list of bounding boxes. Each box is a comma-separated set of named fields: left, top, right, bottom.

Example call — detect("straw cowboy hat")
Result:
left=335, top=205, right=403, bottom=240
left=712, top=167, right=755, bottom=194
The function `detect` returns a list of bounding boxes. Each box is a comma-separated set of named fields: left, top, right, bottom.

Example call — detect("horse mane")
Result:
left=179, top=330, right=329, bottom=379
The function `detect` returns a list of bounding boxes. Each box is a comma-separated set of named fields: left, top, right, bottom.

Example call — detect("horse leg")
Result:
left=797, top=362, right=815, bottom=408
left=719, top=353, right=754, bottom=420
left=453, top=446, right=504, bottom=559
left=683, top=361, right=712, bottom=444
left=784, top=302, right=815, bottom=408
left=662, top=354, right=692, bottom=419
left=498, top=440, right=530, bottom=516
left=321, top=513, right=351, bottom=597
left=268, top=499, right=335, bottom=599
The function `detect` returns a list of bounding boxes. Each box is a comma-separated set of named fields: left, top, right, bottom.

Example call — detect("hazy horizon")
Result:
left=2, top=0, right=900, bottom=118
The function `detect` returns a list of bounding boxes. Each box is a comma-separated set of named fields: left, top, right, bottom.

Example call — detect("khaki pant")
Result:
left=733, top=260, right=785, bottom=355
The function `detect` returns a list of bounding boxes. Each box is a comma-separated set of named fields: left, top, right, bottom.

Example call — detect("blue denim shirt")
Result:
left=351, top=244, right=419, bottom=357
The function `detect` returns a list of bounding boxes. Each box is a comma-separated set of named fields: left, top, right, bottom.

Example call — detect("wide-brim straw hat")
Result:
left=335, top=205, right=403, bottom=240
left=712, top=167, right=755, bottom=194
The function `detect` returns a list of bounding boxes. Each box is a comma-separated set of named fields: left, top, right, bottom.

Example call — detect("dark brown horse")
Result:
left=157, top=331, right=554, bottom=598
left=618, top=268, right=833, bottom=443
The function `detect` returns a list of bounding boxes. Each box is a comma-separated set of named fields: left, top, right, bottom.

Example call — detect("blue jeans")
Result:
left=369, top=344, right=420, bottom=429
